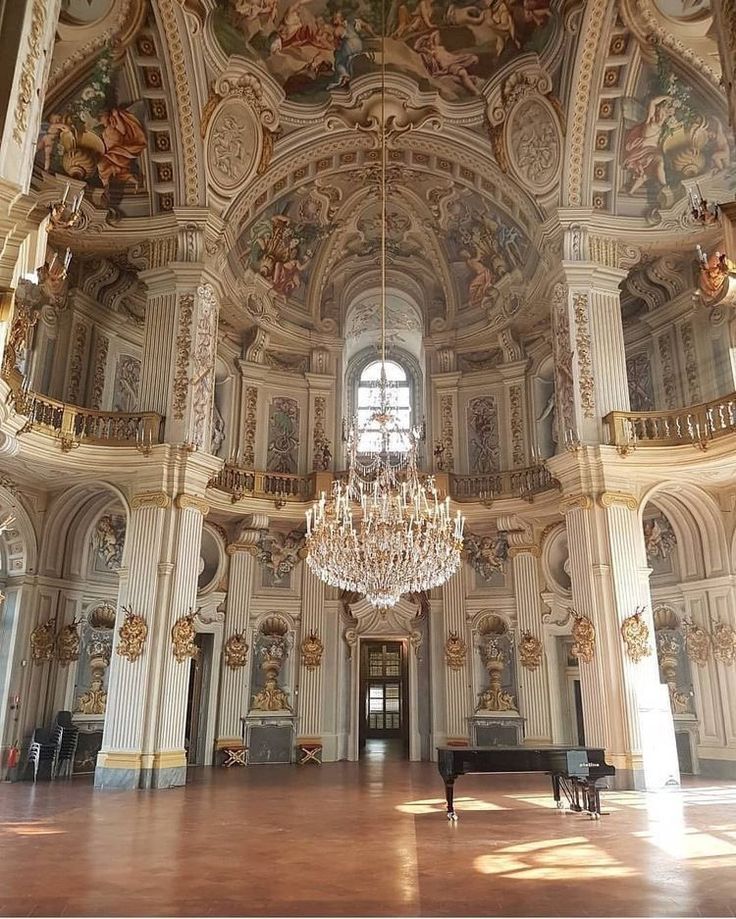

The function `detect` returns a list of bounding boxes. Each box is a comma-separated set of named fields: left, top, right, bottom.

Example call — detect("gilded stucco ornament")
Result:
left=117, top=606, right=148, bottom=662
left=712, top=619, right=736, bottom=666
left=682, top=616, right=711, bottom=666
left=172, top=611, right=199, bottom=663
left=620, top=607, right=652, bottom=663
left=56, top=619, right=81, bottom=666
left=571, top=612, right=595, bottom=664
left=301, top=630, right=324, bottom=670
left=444, top=630, right=467, bottom=669
left=30, top=617, right=56, bottom=664
left=519, top=631, right=544, bottom=670
left=224, top=631, right=249, bottom=669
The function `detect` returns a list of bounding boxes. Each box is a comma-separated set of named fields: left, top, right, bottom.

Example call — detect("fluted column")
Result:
left=298, top=566, right=326, bottom=741
left=560, top=489, right=679, bottom=789
left=441, top=566, right=470, bottom=742
left=509, top=546, right=553, bottom=743
left=217, top=525, right=260, bottom=747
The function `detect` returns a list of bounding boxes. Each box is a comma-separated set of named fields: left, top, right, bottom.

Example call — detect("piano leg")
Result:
left=445, top=778, right=458, bottom=821
left=551, top=773, right=563, bottom=809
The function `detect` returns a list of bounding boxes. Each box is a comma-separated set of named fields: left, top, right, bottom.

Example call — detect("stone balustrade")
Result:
left=604, top=391, right=736, bottom=453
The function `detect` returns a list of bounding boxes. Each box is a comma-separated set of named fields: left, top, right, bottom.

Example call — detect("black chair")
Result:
left=54, top=712, right=79, bottom=779
left=27, top=728, right=59, bottom=782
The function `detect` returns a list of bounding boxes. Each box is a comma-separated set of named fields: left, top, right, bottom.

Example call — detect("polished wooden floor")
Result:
left=2, top=749, right=736, bottom=917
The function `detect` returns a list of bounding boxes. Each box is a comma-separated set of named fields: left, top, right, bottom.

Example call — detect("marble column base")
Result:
left=94, top=765, right=141, bottom=790
left=140, top=765, right=187, bottom=789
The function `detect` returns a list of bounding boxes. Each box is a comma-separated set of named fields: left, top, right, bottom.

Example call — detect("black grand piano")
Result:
left=437, top=745, right=615, bottom=820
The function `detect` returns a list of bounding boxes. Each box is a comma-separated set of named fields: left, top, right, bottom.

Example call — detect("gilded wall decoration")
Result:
left=301, top=631, right=324, bottom=670
left=467, top=396, right=500, bottom=474
left=444, top=630, right=467, bottom=670
left=626, top=352, right=655, bottom=412
left=519, top=631, right=543, bottom=670
left=252, top=629, right=292, bottom=712
left=712, top=619, right=736, bottom=666
left=90, top=334, right=109, bottom=410
left=76, top=630, right=112, bottom=716
left=465, top=532, right=509, bottom=583
left=621, top=608, right=653, bottom=663
left=56, top=620, right=81, bottom=666
left=213, top=0, right=557, bottom=103
left=172, top=294, right=194, bottom=419
left=682, top=616, right=710, bottom=666
left=30, top=617, right=56, bottom=664
left=224, top=631, right=249, bottom=669
left=619, top=51, right=731, bottom=219
left=679, top=320, right=702, bottom=404
left=571, top=612, right=595, bottom=663
left=476, top=636, right=516, bottom=711
left=267, top=397, right=300, bottom=473
left=1, top=297, right=40, bottom=379
left=656, top=631, right=694, bottom=715
left=36, top=48, right=148, bottom=208
left=434, top=394, right=454, bottom=472
left=112, top=355, right=141, bottom=413
left=656, top=332, right=678, bottom=411
left=256, top=528, right=305, bottom=586
left=66, top=321, right=88, bottom=404
left=312, top=395, right=332, bottom=471
left=190, top=285, right=218, bottom=450
left=172, top=612, right=198, bottom=662
left=243, top=386, right=258, bottom=467
left=91, top=514, right=126, bottom=571
left=642, top=513, right=677, bottom=567
left=117, top=607, right=147, bottom=662
left=509, top=384, right=524, bottom=467
left=573, top=293, right=594, bottom=418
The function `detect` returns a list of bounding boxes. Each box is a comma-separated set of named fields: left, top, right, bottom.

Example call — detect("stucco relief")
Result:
left=467, top=396, right=500, bottom=474
left=505, top=96, right=561, bottom=195
left=206, top=97, right=261, bottom=192
left=191, top=286, right=219, bottom=450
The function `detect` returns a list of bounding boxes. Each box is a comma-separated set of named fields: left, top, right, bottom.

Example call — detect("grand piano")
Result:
left=437, top=745, right=615, bottom=820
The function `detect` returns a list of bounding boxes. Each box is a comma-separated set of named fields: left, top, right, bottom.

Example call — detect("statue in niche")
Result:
left=210, top=400, right=226, bottom=455
left=92, top=514, right=126, bottom=570
left=112, top=355, right=140, bottom=412
left=643, top=514, right=677, bottom=564
left=536, top=390, right=557, bottom=448
left=465, top=532, right=509, bottom=582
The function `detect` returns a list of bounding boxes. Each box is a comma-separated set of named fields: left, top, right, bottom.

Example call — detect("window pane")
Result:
left=360, top=360, right=406, bottom=383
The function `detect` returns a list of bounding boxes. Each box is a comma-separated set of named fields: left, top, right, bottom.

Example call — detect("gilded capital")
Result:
left=175, top=493, right=210, bottom=515
left=559, top=494, right=593, bottom=514
left=508, top=544, right=541, bottom=558
left=599, top=491, right=638, bottom=511
left=131, top=491, right=171, bottom=510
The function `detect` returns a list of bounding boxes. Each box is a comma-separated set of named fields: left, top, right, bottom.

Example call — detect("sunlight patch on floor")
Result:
left=0, top=822, right=66, bottom=837
left=474, top=836, right=636, bottom=881
left=396, top=796, right=505, bottom=814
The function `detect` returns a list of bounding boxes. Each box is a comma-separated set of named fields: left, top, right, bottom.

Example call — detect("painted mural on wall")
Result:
left=91, top=513, right=126, bottom=571
left=626, top=352, right=654, bottom=412
left=112, top=355, right=141, bottom=413
left=246, top=190, right=330, bottom=301
left=441, top=191, right=527, bottom=309
left=619, top=52, right=733, bottom=216
left=36, top=49, right=147, bottom=208
left=213, top=0, right=556, bottom=102
left=267, top=397, right=300, bottom=472
left=467, top=395, right=500, bottom=473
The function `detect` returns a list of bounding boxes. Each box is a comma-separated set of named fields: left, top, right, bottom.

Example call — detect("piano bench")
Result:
left=298, top=742, right=322, bottom=765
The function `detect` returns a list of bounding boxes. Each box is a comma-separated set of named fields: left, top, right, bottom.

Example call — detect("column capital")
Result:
left=508, top=545, right=541, bottom=559
left=598, top=491, right=639, bottom=511
left=175, top=493, right=210, bottom=515
left=131, top=491, right=171, bottom=510
left=560, top=493, right=594, bottom=514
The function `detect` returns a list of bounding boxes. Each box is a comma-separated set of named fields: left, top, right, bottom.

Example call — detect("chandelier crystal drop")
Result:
left=304, top=1, right=465, bottom=607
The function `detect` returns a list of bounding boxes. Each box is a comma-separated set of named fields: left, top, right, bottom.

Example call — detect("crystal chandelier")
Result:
left=304, top=11, right=465, bottom=607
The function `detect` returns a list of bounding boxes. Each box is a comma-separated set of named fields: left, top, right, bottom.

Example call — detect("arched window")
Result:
left=356, top=359, right=412, bottom=453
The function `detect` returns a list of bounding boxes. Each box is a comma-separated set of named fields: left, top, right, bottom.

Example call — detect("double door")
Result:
left=359, top=641, right=408, bottom=745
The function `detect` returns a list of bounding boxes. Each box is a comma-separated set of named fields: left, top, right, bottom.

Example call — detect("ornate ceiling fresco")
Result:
left=29, top=0, right=736, bottom=355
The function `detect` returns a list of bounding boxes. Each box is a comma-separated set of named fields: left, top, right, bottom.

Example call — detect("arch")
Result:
left=639, top=482, right=730, bottom=579
left=0, top=485, right=38, bottom=576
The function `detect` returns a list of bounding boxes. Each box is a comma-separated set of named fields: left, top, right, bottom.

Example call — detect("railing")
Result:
left=209, top=465, right=317, bottom=504
left=604, top=391, right=736, bottom=453
left=450, top=464, right=560, bottom=503
left=10, top=388, right=163, bottom=452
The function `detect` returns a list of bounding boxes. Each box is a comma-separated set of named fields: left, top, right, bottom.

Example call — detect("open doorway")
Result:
left=185, top=633, right=214, bottom=766
left=359, top=640, right=409, bottom=761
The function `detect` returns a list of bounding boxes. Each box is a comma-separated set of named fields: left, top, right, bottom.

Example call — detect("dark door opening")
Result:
left=185, top=633, right=213, bottom=765
left=573, top=678, right=586, bottom=746
left=359, top=640, right=408, bottom=759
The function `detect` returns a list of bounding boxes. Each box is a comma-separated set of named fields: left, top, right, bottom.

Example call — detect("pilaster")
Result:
left=441, top=565, right=470, bottom=742
left=298, top=566, right=326, bottom=740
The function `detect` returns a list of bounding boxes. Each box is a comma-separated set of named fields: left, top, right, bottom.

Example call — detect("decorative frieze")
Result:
left=67, top=322, right=88, bottom=404
left=242, top=386, right=258, bottom=467
left=573, top=293, right=595, bottom=418
left=435, top=394, right=454, bottom=472
left=679, top=321, right=701, bottom=404
left=657, top=333, right=678, bottom=410
left=90, top=334, right=109, bottom=410
left=551, top=283, right=574, bottom=441
left=312, top=395, right=331, bottom=471
left=12, top=0, right=46, bottom=145
left=509, top=384, right=524, bottom=467
left=172, top=294, right=194, bottom=419
left=191, top=284, right=218, bottom=449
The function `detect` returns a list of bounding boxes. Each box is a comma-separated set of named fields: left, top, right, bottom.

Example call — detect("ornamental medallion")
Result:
left=571, top=612, right=595, bottom=664
left=445, top=630, right=467, bottom=669
left=117, top=607, right=148, bottom=662
left=620, top=608, right=652, bottom=663
left=224, top=631, right=249, bottom=669
left=172, top=612, right=198, bottom=663
left=519, top=630, right=544, bottom=670
left=301, top=630, right=324, bottom=670
left=30, top=617, right=56, bottom=664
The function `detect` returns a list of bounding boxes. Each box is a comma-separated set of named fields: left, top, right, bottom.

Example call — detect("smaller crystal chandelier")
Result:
left=304, top=4, right=464, bottom=607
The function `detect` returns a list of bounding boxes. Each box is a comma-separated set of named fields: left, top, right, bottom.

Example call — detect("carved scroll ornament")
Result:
left=682, top=617, right=710, bottom=666
left=172, top=611, right=198, bottom=663
left=571, top=612, right=595, bottom=664
left=30, top=617, right=56, bottom=664
left=224, top=631, right=249, bottom=669
left=712, top=619, right=736, bottom=666
left=445, top=630, right=467, bottom=669
left=519, top=631, right=544, bottom=670
left=620, top=607, right=653, bottom=664
left=56, top=619, right=81, bottom=666
left=117, top=607, right=148, bottom=662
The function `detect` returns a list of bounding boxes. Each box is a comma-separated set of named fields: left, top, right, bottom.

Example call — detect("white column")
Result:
left=298, top=566, right=326, bottom=740
left=217, top=539, right=257, bottom=747
left=441, top=566, right=470, bottom=742
left=509, top=548, right=553, bottom=743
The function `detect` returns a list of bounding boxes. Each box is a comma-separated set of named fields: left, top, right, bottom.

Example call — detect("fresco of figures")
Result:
left=619, top=52, right=734, bottom=216
left=35, top=50, right=147, bottom=208
left=246, top=190, right=331, bottom=299
left=442, top=190, right=527, bottom=308
left=213, top=0, right=556, bottom=102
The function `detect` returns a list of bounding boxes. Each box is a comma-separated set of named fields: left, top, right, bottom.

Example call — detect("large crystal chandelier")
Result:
left=304, top=13, right=465, bottom=607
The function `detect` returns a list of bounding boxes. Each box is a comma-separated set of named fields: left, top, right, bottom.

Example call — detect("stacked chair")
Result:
left=25, top=712, right=80, bottom=782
